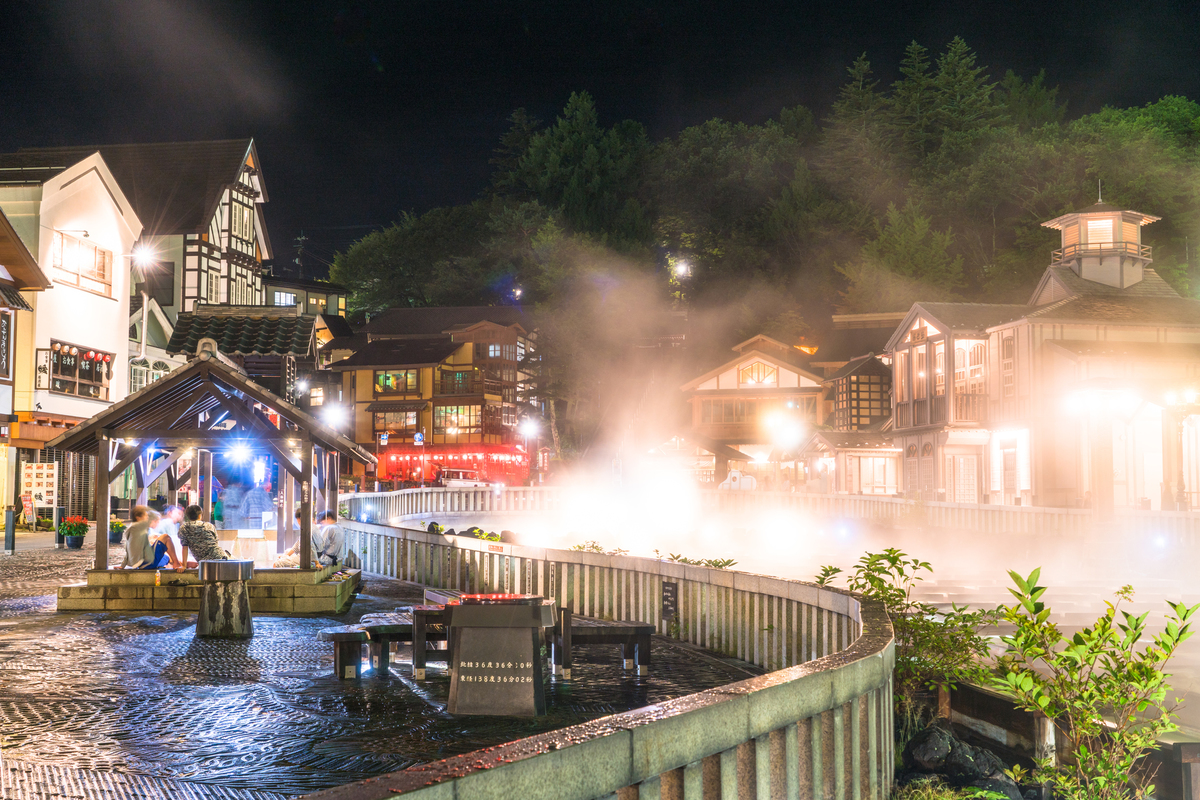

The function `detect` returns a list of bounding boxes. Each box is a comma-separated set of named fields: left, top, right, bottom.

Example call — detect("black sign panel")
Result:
left=449, top=625, right=545, bottom=716
left=0, top=312, right=10, bottom=379
left=662, top=581, right=679, bottom=626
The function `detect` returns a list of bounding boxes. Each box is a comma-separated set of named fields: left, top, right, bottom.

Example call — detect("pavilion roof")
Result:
left=45, top=352, right=374, bottom=465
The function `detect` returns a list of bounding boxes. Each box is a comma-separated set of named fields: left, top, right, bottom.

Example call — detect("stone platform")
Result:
left=56, top=566, right=360, bottom=614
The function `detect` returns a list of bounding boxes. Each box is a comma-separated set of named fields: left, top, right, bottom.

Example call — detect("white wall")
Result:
left=29, top=154, right=142, bottom=419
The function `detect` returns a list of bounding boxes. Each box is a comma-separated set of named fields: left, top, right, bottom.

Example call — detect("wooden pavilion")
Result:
left=46, top=352, right=375, bottom=571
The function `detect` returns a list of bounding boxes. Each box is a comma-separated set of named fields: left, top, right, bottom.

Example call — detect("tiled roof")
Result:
left=166, top=312, right=316, bottom=357
left=264, top=275, right=349, bottom=294
left=0, top=285, right=32, bottom=311
left=364, top=305, right=532, bottom=337
left=318, top=313, right=354, bottom=339
left=366, top=400, right=430, bottom=413
left=1043, top=266, right=1179, bottom=300
left=328, top=338, right=461, bottom=370
left=1027, top=296, right=1200, bottom=325
left=915, top=302, right=1031, bottom=332
left=0, top=140, right=255, bottom=236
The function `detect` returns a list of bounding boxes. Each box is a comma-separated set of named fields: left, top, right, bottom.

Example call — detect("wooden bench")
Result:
left=359, top=606, right=450, bottom=679
left=551, top=608, right=655, bottom=679
left=317, top=625, right=369, bottom=679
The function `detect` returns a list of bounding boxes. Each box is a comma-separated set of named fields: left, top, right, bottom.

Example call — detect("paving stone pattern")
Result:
left=0, top=549, right=762, bottom=800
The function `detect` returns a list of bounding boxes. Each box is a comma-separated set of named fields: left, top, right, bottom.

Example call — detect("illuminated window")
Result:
left=274, top=291, right=296, bottom=306
left=896, top=351, right=908, bottom=401
left=1086, top=218, right=1113, bottom=245
left=231, top=200, right=254, bottom=243
left=50, top=340, right=112, bottom=400
left=1001, top=336, right=1015, bottom=398
left=51, top=231, right=113, bottom=295
left=969, top=343, right=985, bottom=393
left=934, top=342, right=945, bottom=396
left=309, top=387, right=325, bottom=406
left=913, top=345, right=927, bottom=399
left=739, top=361, right=777, bottom=386
left=309, top=296, right=327, bottom=310
left=434, top=404, right=482, bottom=434
left=205, top=270, right=220, bottom=303
left=374, top=410, right=417, bottom=433
left=375, top=369, right=419, bottom=394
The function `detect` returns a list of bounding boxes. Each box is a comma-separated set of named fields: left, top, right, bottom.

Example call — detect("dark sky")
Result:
left=4, top=0, right=1200, bottom=276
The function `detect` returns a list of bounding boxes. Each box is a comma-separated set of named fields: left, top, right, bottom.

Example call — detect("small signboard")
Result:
left=379, top=432, right=389, bottom=446
left=34, top=349, right=50, bottom=390
left=414, top=432, right=424, bottom=446
left=662, top=581, right=679, bottom=628
left=22, top=462, right=58, bottom=508
left=20, top=494, right=32, bottom=520
left=448, top=602, right=549, bottom=717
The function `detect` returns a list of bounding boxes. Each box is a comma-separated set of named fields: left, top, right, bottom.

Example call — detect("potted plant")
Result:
left=108, top=515, right=125, bottom=545
left=59, top=515, right=89, bottom=549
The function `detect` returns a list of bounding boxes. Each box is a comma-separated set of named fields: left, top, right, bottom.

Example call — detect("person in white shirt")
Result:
left=121, top=506, right=170, bottom=570
left=312, top=511, right=346, bottom=567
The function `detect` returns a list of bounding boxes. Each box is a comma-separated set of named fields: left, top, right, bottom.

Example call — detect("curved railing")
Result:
left=309, top=520, right=895, bottom=800
left=343, top=486, right=1200, bottom=541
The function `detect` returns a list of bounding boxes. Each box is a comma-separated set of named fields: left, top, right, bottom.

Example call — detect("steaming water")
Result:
left=418, top=472, right=1200, bottom=736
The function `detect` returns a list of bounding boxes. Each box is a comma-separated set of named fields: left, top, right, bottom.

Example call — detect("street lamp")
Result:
left=765, top=412, right=805, bottom=492
left=520, top=418, right=540, bottom=484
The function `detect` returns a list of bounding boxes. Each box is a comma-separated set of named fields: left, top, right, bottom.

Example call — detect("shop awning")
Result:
left=0, top=285, right=31, bottom=311
left=366, top=400, right=429, bottom=413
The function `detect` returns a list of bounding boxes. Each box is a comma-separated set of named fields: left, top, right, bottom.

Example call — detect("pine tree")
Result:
left=889, top=41, right=937, bottom=162
left=932, top=37, right=1001, bottom=138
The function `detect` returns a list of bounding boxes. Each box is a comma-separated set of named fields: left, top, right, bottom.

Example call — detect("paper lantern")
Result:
left=103, top=354, right=111, bottom=363
left=52, top=343, right=61, bottom=352
left=86, top=351, right=95, bottom=360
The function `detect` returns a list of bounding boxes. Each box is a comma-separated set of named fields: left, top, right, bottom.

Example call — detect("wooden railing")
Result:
left=953, top=392, right=987, bottom=423
left=314, top=520, right=895, bottom=800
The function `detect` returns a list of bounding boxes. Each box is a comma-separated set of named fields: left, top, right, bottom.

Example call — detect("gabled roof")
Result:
left=44, top=353, right=374, bottom=464
left=0, top=205, right=50, bottom=291
left=885, top=302, right=1030, bottom=351
left=0, top=139, right=259, bottom=236
left=810, top=326, right=895, bottom=366
left=823, top=354, right=889, bottom=384
left=317, top=313, right=354, bottom=339
left=680, top=348, right=825, bottom=392
left=167, top=310, right=316, bottom=357
left=363, top=306, right=532, bottom=339
left=1030, top=266, right=1179, bottom=306
left=328, top=337, right=462, bottom=371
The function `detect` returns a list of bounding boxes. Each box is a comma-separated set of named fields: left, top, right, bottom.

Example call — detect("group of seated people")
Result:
left=120, top=504, right=230, bottom=571
left=120, top=504, right=350, bottom=570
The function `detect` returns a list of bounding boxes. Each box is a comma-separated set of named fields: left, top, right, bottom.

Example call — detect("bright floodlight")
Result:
left=513, top=287, right=523, bottom=299
left=520, top=418, right=539, bottom=437
left=674, top=260, right=691, bottom=277
left=296, top=380, right=309, bottom=393
left=322, top=405, right=347, bottom=427
left=132, top=244, right=155, bottom=268
left=226, top=443, right=251, bottom=464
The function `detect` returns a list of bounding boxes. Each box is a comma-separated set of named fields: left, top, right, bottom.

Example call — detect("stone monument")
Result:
left=196, top=559, right=254, bottom=638
left=447, top=593, right=553, bottom=716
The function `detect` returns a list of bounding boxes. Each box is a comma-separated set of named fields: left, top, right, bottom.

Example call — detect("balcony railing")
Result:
left=953, top=392, right=988, bottom=423
left=436, top=378, right=505, bottom=396
left=1051, top=241, right=1151, bottom=265
left=896, top=402, right=911, bottom=428
left=931, top=395, right=947, bottom=423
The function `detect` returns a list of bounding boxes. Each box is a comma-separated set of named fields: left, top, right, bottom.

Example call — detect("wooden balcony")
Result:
left=953, top=393, right=988, bottom=423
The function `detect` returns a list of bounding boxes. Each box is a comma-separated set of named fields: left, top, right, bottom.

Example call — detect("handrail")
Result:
left=309, top=520, right=895, bottom=799
left=1052, top=241, right=1152, bottom=263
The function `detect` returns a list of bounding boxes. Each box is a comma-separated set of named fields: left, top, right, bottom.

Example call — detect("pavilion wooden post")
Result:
left=166, top=462, right=179, bottom=507
left=312, top=447, right=326, bottom=515
left=134, top=454, right=149, bottom=507
left=283, top=470, right=296, bottom=551
left=94, top=437, right=111, bottom=571
left=198, top=449, right=213, bottom=521
left=275, top=459, right=287, bottom=555
left=299, top=440, right=314, bottom=569
left=326, top=451, right=339, bottom=518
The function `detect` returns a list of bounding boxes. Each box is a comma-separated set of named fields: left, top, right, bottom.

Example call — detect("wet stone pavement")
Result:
left=0, top=546, right=762, bottom=800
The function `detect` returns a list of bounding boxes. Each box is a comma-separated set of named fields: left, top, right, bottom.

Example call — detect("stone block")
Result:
left=249, top=585, right=295, bottom=598
left=56, top=596, right=107, bottom=611
left=251, top=569, right=321, bottom=585
left=111, top=586, right=155, bottom=600
left=293, top=597, right=339, bottom=614
left=155, top=586, right=202, bottom=600
left=106, top=598, right=156, bottom=610
left=99, top=571, right=166, bottom=586
left=630, top=694, right=750, bottom=778
left=292, top=582, right=337, bottom=597
left=251, top=597, right=294, bottom=613
left=84, top=570, right=114, bottom=585
left=58, top=585, right=106, bottom=600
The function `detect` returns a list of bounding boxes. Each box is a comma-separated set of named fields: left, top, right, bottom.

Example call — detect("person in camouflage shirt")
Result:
left=176, top=505, right=228, bottom=568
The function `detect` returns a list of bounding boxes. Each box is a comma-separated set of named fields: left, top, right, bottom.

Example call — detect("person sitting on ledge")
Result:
left=120, top=506, right=170, bottom=570
left=176, top=504, right=228, bottom=570
left=313, top=510, right=346, bottom=568
left=273, top=510, right=312, bottom=568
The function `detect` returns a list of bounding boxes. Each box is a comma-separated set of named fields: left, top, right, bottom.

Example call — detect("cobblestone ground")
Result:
left=0, top=546, right=761, bottom=800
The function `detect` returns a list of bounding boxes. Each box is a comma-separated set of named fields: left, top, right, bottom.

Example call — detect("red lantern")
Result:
left=86, top=351, right=95, bottom=360
left=103, top=354, right=111, bottom=363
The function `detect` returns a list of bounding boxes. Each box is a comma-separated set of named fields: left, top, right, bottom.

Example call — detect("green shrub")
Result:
left=997, top=569, right=1198, bottom=800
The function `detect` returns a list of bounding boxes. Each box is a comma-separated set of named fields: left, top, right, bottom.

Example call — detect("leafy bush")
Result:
left=58, top=515, right=88, bottom=538
left=818, top=549, right=998, bottom=699
left=996, top=569, right=1198, bottom=800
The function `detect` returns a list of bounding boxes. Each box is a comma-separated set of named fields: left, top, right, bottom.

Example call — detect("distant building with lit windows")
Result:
left=887, top=201, right=1200, bottom=511
left=680, top=334, right=825, bottom=485
left=327, top=307, right=536, bottom=488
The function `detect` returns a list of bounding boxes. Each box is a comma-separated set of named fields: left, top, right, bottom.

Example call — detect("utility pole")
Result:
left=293, top=232, right=308, bottom=281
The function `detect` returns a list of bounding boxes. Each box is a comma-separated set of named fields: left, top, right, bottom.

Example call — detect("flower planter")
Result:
left=65, top=535, right=85, bottom=550
left=108, top=529, right=123, bottom=545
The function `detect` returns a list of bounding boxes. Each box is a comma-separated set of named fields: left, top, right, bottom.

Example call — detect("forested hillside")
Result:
left=333, top=37, right=1200, bottom=328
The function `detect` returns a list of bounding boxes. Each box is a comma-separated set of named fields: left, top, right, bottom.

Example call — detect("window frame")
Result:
left=51, top=339, right=113, bottom=400
left=374, top=369, right=420, bottom=395
left=50, top=230, right=114, bottom=298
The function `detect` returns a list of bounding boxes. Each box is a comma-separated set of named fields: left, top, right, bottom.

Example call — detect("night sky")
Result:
left=4, top=0, right=1200, bottom=276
